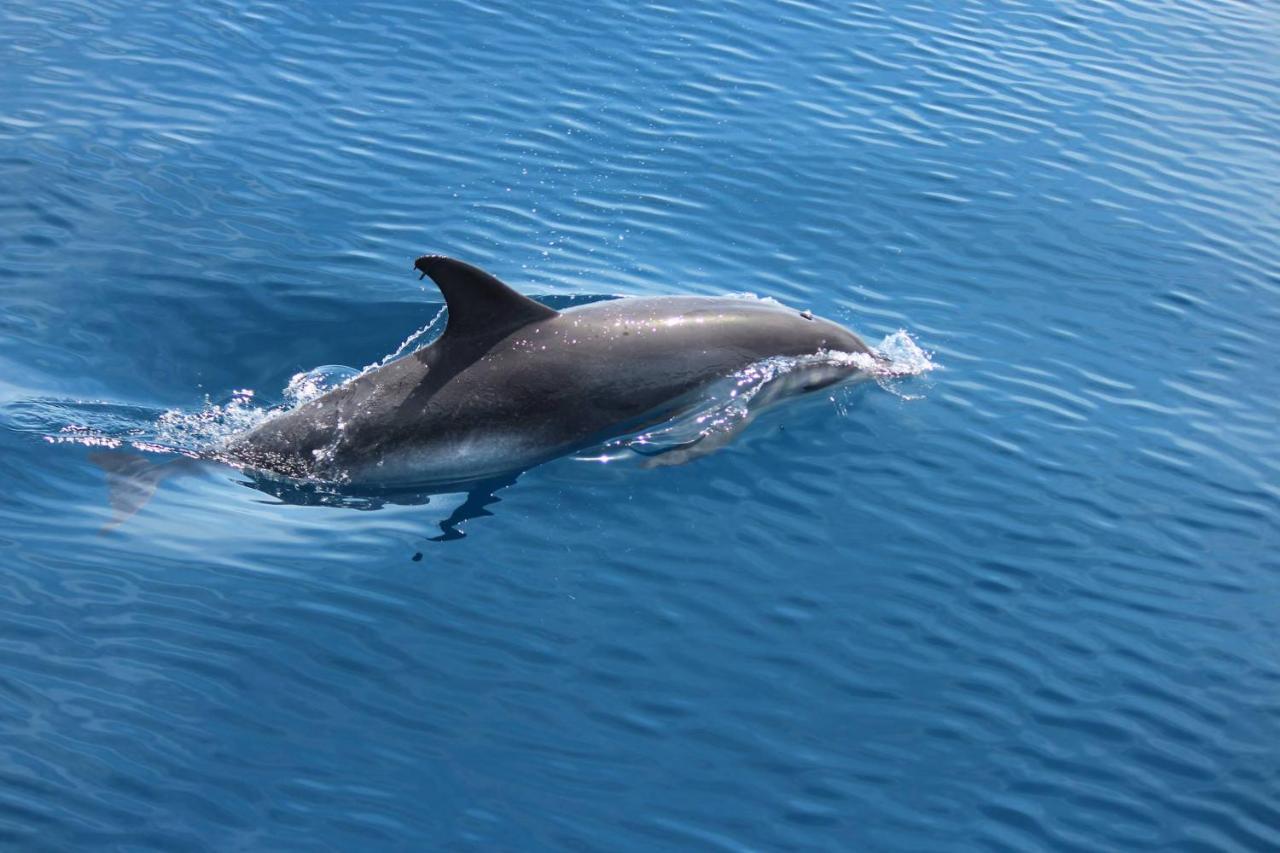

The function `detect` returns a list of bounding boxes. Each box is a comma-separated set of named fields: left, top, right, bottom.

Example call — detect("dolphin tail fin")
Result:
left=88, top=451, right=201, bottom=532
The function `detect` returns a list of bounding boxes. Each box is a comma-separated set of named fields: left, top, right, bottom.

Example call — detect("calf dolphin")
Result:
left=225, top=255, right=878, bottom=486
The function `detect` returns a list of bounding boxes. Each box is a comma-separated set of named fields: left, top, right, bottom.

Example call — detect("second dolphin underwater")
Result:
left=225, top=255, right=884, bottom=487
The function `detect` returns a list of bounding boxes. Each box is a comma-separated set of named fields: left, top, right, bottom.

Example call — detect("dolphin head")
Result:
left=801, top=309, right=875, bottom=357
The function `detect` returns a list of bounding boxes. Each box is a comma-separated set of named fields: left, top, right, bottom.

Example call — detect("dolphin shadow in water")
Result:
left=91, top=449, right=522, bottom=542
left=239, top=468, right=522, bottom=542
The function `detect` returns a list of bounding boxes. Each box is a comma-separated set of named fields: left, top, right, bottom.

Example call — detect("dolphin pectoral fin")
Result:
left=413, top=255, right=558, bottom=340
left=88, top=450, right=203, bottom=532
left=641, top=413, right=759, bottom=469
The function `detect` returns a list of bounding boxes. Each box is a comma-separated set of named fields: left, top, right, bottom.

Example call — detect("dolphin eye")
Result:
left=800, top=309, right=814, bottom=321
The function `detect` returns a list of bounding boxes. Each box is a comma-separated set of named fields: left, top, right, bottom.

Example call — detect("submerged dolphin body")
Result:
left=225, top=255, right=877, bottom=486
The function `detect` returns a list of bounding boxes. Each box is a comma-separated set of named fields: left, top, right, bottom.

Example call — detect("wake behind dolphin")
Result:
left=15, top=255, right=934, bottom=534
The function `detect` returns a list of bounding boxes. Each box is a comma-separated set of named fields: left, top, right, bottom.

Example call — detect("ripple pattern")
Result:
left=2, top=0, right=1279, bottom=849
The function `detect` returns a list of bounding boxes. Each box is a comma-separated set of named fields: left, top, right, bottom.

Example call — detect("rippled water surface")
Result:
left=3, top=0, right=1279, bottom=849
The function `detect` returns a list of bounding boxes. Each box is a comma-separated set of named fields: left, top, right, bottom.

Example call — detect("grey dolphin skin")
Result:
left=225, top=255, right=877, bottom=486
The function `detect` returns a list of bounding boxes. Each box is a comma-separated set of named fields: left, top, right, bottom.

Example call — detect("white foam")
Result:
left=153, top=390, right=273, bottom=453
left=872, top=330, right=937, bottom=377
left=720, top=291, right=788, bottom=308
left=283, top=365, right=361, bottom=407
left=361, top=305, right=447, bottom=372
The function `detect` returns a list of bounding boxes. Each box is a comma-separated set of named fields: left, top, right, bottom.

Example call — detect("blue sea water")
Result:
left=3, top=0, right=1280, bottom=849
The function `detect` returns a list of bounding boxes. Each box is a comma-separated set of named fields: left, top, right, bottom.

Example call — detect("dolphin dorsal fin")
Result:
left=413, top=255, right=558, bottom=340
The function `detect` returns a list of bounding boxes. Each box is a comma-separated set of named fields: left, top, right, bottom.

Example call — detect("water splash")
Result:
left=874, top=330, right=936, bottom=377
left=15, top=313, right=447, bottom=462
left=153, top=390, right=275, bottom=455
left=361, top=305, right=448, bottom=372
left=868, top=330, right=937, bottom=400
left=13, top=391, right=277, bottom=460
left=283, top=366, right=362, bottom=407
left=723, top=291, right=787, bottom=308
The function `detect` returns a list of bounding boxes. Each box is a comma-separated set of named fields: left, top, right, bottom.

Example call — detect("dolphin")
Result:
left=223, top=255, right=878, bottom=486
left=90, top=255, right=882, bottom=534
